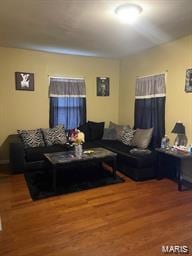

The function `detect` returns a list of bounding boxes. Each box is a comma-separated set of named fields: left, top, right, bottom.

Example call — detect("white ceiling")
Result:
left=0, top=0, right=192, bottom=58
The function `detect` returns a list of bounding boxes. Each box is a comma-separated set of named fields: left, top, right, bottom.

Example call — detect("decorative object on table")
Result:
left=161, top=135, right=170, bottom=149
left=15, top=72, right=34, bottom=91
left=69, top=129, right=85, bottom=157
left=172, top=145, right=188, bottom=152
left=96, top=77, right=109, bottom=96
left=83, top=150, right=94, bottom=155
left=188, top=144, right=192, bottom=153
left=171, top=121, right=187, bottom=146
left=185, top=68, right=192, bottom=92
left=74, top=144, right=83, bottom=158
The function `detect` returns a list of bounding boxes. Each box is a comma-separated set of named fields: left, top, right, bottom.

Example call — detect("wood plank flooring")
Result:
left=0, top=167, right=192, bottom=256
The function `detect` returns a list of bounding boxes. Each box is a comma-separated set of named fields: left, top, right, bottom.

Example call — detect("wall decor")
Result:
left=185, top=68, right=192, bottom=92
left=96, top=77, right=110, bottom=96
left=15, top=72, right=34, bottom=91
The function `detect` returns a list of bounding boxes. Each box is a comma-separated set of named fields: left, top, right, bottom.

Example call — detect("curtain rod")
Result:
left=48, top=75, right=84, bottom=80
left=136, top=70, right=168, bottom=79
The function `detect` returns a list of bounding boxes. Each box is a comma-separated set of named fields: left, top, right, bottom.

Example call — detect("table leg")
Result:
left=177, top=159, right=182, bottom=191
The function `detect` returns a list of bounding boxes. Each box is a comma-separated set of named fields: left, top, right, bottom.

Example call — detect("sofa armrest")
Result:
left=9, top=143, right=25, bottom=173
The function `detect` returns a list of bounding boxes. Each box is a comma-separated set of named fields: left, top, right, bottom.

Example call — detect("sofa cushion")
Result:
left=102, top=128, right=117, bottom=140
left=17, top=129, right=45, bottom=148
left=109, top=121, right=131, bottom=141
left=120, top=127, right=135, bottom=145
left=94, top=140, right=155, bottom=169
left=132, top=128, right=153, bottom=149
left=117, top=152, right=155, bottom=169
left=88, top=121, right=105, bottom=141
left=78, top=123, right=91, bottom=142
left=41, top=125, right=67, bottom=146
left=25, top=145, right=68, bottom=161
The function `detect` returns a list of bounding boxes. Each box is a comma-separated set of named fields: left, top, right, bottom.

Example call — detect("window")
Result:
left=134, top=73, right=166, bottom=147
left=49, top=77, right=86, bottom=130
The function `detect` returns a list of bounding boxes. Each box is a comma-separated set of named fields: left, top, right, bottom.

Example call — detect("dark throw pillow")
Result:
left=88, top=121, right=105, bottom=141
left=41, top=125, right=67, bottom=146
left=78, top=123, right=90, bottom=142
left=102, top=128, right=117, bottom=140
left=17, top=129, right=45, bottom=148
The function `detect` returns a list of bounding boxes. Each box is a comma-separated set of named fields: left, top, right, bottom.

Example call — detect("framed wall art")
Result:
left=185, top=68, right=192, bottom=92
left=15, top=72, right=34, bottom=91
left=96, top=77, right=110, bottom=96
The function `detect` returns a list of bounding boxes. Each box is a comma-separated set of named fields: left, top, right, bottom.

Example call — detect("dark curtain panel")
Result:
left=134, top=97, right=165, bottom=148
left=49, top=97, right=86, bottom=130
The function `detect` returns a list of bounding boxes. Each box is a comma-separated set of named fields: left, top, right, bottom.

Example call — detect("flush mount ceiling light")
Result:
left=115, top=3, right=143, bottom=24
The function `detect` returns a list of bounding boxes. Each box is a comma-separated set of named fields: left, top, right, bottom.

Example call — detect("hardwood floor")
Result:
left=0, top=167, right=192, bottom=256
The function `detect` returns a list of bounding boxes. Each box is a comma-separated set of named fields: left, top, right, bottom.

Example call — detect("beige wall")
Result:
left=119, top=35, right=192, bottom=145
left=1, top=34, right=192, bottom=161
left=0, top=47, right=120, bottom=161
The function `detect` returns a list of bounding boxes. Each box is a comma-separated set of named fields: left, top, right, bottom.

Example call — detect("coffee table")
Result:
left=44, top=147, right=117, bottom=192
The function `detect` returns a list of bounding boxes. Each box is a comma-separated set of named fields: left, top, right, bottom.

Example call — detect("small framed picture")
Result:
left=97, top=77, right=110, bottom=96
left=15, top=72, right=34, bottom=91
left=185, top=69, right=192, bottom=92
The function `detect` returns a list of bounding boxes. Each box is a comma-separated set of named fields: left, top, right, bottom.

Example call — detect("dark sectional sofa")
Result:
left=10, top=134, right=156, bottom=181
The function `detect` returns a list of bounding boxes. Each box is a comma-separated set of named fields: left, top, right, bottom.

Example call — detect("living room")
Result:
left=1, top=1, right=192, bottom=255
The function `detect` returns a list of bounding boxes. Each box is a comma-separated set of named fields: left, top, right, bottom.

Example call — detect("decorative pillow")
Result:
left=102, top=128, right=117, bottom=140
left=41, top=125, right=67, bottom=146
left=109, top=121, right=131, bottom=141
left=88, top=121, right=105, bottom=141
left=120, top=127, right=135, bottom=145
left=78, top=123, right=90, bottom=142
left=17, top=129, right=45, bottom=148
left=131, top=128, right=153, bottom=149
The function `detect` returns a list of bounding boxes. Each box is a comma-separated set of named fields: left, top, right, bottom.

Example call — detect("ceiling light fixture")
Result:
left=115, top=3, right=143, bottom=24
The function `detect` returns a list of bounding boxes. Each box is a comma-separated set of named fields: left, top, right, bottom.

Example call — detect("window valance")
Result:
left=135, top=74, right=166, bottom=99
left=49, top=77, right=86, bottom=97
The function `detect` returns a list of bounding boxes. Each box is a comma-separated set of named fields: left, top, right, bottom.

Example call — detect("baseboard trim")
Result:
left=0, top=160, right=9, bottom=165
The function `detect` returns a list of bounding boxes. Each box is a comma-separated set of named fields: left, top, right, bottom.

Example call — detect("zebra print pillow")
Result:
left=42, top=125, right=67, bottom=146
left=120, top=127, right=135, bottom=146
left=17, top=129, right=45, bottom=148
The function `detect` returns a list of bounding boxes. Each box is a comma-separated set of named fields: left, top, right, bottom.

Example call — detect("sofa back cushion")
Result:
left=78, top=123, right=91, bottom=142
left=109, top=121, right=131, bottom=141
left=131, top=128, right=153, bottom=149
left=17, top=129, right=45, bottom=149
left=102, top=128, right=117, bottom=140
left=88, top=121, right=105, bottom=141
left=41, top=125, right=67, bottom=146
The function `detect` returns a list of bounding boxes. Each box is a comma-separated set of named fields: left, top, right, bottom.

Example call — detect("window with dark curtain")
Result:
left=49, top=77, right=86, bottom=130
left=134, top=73, right=166, bottom=148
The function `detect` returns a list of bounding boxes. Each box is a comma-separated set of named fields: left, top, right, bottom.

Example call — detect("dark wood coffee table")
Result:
left=44, top=147, right=117, bottom=192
